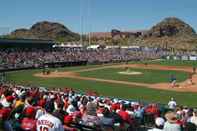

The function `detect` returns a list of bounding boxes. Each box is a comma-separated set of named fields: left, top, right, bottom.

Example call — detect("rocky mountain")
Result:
left=110, top=17, right=197, bottom=50
left=9, top=21, right=79, bottom=41
left=146, top=17, right=196, bottom=37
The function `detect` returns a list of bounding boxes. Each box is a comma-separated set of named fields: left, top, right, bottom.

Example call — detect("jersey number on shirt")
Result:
left=40, top=126, right=49, bottom=131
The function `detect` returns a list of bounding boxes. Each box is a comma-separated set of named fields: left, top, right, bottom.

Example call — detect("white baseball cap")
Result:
left=155, top=117, right=165, bottom=126
left=66, top=104, right=76, bottom=114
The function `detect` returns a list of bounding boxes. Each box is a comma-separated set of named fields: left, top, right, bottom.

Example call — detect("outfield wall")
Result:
left=166, top=55, right=197, bottom=61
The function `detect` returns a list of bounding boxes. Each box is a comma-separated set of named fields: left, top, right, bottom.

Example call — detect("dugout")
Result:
left=43, top=61, right=87, bottom=68
left=0, top=38, right=55, bottom=49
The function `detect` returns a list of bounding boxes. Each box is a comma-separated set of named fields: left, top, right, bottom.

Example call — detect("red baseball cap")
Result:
left=6, top=96, right=14, bottom=102
left=64, top=115, right=73, bottom=124
left=25, top=107, right=35, bottom=117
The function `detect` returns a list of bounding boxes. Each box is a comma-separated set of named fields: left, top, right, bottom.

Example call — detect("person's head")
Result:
left=155, top=117, right=165, bottom=129
left=25, top=106, right=35, bottom=118
left=193, top=109, right=197, bottom=117
left=103, top=107, right=111, bottom=118
left=45, top=101, right=55, bottom=113
left=171, top=97, right=174, bottom=101
left=26, top=97, right=34, bottom=105
left=185, top=122, right=197, bottom=131
left=81, top=96, right=88, bottom=106
left=66, top=104, right=76, bottom=114
left=86, top=102, right=97, bottom=116
left=20, top=94, right=26, bottom=102
left=165, top=111, right=177, bottom=124
left=64, top=115, right=73, bottom=125
left=187, top=109, right=194, bottom=117
left=121, top=104, right=127, bottom=111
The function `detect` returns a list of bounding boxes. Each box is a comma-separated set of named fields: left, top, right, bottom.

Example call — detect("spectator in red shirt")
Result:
left=118, top=104, right=133, bottom=124
left=0, top=104, right=11, bottom=120
left=111, top=99, right=120, bottom=111
left=21, top=106, right=37, bottom=131
left=63, top=115, right=77, bottom=131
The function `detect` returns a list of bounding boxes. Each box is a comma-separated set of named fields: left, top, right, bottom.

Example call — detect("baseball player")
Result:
left=36, top=102, right=64, bottom=131
left=193, top=67, right=196, bottom=74
left=187, top=73, right=194, bottom=86
left=170, top=74, right=177, bottom=88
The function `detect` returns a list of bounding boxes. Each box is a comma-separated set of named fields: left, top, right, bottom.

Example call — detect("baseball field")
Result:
left=6, top=60, right=197, bottom=107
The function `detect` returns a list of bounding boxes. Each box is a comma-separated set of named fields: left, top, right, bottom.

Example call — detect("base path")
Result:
left=34, top=64, right=197, bottom=93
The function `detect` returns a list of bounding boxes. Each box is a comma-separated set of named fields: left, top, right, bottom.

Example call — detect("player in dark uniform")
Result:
left=124, top=61, right=129, bottom=71
left=193, top=67, right=196, bottom=74
left=42, top=64, right=46, bottom=75
left=170, top=74, right=177, bottom=88
left=187, top=72, right=194, bottom=86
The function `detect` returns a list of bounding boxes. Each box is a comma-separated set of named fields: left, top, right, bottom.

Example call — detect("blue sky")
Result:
left=0, top=0, right=196, bottom=34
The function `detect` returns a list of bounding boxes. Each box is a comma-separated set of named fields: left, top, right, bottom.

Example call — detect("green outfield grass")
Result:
left=79, top=68, right=188, bottom=84
left=5, top=61, right=197, bottom=107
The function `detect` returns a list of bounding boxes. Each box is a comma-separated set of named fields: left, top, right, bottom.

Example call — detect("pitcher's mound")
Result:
left=118, top=71, right=143, bottom=75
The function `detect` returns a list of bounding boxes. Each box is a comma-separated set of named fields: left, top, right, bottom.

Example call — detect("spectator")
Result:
left=190, top=109, right=197, bottom=126
left=0, top=83, right=196, bottom=130
left=184, top=122, right=197, bottom=131
left=100, top=107, right=114, bottom=127
left=21, top=106, right=37, bottom=131
left=163, top=111, right=181, bottom=131
left=36, top=100, right=64, bottom=131
left=82, top=102, right=101, bottom=127
left=148, top=117, right=165, bottom=131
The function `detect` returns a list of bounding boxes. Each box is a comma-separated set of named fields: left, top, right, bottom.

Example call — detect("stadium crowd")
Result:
left=0, top=48, right=165, bottom=70
left=0, top=83, right=196, bottom=131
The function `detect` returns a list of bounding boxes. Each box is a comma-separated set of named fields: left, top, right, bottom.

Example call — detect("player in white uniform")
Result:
left=36, top=101, right=64, bottom=131
left=168, top=98, right=177, bottom=110
left=37, top=113, right=64, bottom=131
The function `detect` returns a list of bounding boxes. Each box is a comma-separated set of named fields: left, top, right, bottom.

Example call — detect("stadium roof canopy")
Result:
left=0, top=38, right=55, bottom=48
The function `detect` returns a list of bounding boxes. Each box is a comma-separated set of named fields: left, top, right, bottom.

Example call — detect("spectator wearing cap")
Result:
left=0, top=95, right=14, bottom=122
left=63, top=114, right=77, bottom=131
left=21, top=106, right=37, bottom=131
left=0, top=103, right=11, bottom=121
left=190, top=109, right=197, bottom=126
left=66, top=104, right=76, bottom=115
left=163, top=111, right=181, bottom=131
left=111, top=99, right=120, bottom=111
left=148, top=117, right=165, bottom=131
left=118, top=104, right=133, bottom=124
left=185, top=108, right=193, bottom=123
left=118, top=104, right=134, bottom=129
left=0, top=95, right=14, bottom=108
left=82, top=102, right=101, bottom=127
left=100, top=107, right=114, bottom=127
left=38, top=95, right=47, bottom=108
